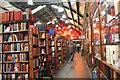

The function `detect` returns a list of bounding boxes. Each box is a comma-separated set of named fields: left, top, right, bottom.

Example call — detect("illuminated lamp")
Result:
left=60, top=18, right=64, bottom=21
left=70, top=28, right=72, bottom=31
left=58, top=7, right=64, bottom=12
left=65, top=20, right=69, bottom=23
left=62, top=14, right=66, bottom=18
left=71, top=37, right=73, bottom=39
left=96, top=18, right=99, bottom=21
left=58, top=27, right=61, bottom=30
left=56, top=25, right=59, bottom=27
left=28, top=0, right=33, bottom=5
left=52, top=21, right=55, bottom=24
left=68, top=25, right=71, bottom=29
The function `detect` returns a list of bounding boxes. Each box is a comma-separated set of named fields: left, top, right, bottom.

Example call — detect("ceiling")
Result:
left=0, top=0, right=88, bottom=32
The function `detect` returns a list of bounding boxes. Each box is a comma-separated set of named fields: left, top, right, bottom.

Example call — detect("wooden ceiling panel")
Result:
left=65, top=9, right=72, bottom=18
left=79, top=2, right=85, bottom=15
left=71, top=2, right=77, bottom=10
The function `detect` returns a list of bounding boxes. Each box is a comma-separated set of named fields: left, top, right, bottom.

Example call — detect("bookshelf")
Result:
left=0, top=9, right=41, bottom=79
left=57, top=39, right=62, bottom=66
left=38, top=25, right=53, bottom=79
left=51, top=37, right=56, bottom=75
left=93, top=1, right=120, bottom=79
left=55, top=37, right=60, bottom=71
left=55, top=36, right=70, bottom=70
left=54, top=37, right=59, bottom=72
left=64, top=39, right=70, bottom=62
left=0, top=24, right=2, bottom=80
left=47, top=33, right=53, bottom=78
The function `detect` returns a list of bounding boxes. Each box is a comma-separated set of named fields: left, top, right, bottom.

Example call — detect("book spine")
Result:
left=9, top=11, right=14, bottom=21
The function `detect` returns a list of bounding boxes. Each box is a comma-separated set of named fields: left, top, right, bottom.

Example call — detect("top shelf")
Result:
left=2, top=20, right=35, bottom=24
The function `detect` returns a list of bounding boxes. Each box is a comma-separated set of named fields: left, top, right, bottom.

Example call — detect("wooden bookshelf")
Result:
left=94, top=56, right=120, bottom=79
left=38, top=24, right=53, bottom=79
left=92, top=1, right=120, bottom=79
left=0, top=10, right=41, bottom=79
left=55, top=36, right=70, bottom=71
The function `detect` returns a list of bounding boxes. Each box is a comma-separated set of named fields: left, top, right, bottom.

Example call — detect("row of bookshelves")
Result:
left=0, top=10, right=71, bottom=79
left=83, top=1, right=120, bottom=79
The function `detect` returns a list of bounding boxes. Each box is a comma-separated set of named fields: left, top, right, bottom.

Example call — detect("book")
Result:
left=32, top=48, right=37, bottom=57
left=24, top=43, right=28, bottom=51
left=14, top=11, right=22, bottom=21
left=4, top=11, right=9, bottom=22
left=9, top=11, right=14, bottom=21
left=0, top=35, right=2, bottom=43
left=24, top=22, right=27, bottom=30
left=41, top=33, right=45, bottom=38
left=16, top=23, right=19, bottom=31
left=24, top=34, right=28, bottom=41
left=0, top=24, right=2, bottom=33
left=3, top=44, right=8, bottom=52
left=40, top=40, right=45, bottom=46
left=21, top=22, right=24, bottom=30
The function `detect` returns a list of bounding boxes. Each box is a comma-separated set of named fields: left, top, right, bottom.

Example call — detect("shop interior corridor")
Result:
left=54, top=52, right=92, bottom=78
left=0, top=0, right=120, bottom=79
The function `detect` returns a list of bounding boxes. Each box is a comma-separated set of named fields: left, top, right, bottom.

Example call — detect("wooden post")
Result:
left=29, top=28, right=34, bottom=79
left=98, top=5, right=104, bottom=61
left=90, top=18, right=94, bottom=57
left=98, top=4, right=105, bottom=75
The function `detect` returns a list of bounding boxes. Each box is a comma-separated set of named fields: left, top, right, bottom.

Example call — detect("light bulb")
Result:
left=58, top=27, right=61, bottom=30
left=70, top=29, right=72, bottom=31
left=28, top=0, right=33, bottom=5
left=58, top=7, right=64, bottom=12
left=65, top=20, right=69, bottom=23
left=56, top=25, right=58, bottom=27
left=52, top=21, right=55, bottom=24
left=68, top=25, right=71, bottom=28
left=62, top=14, right=66, bottom=19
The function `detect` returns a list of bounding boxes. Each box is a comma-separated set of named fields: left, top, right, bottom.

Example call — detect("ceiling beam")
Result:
left=62, top=4, right=83, bottom=27
left=58, top=3, right=82, bottom=32
left=77, top=2, right=79, bottom=27
left=68, top=17, right=82, bottom=31
left=68, top=1, right=76, bottom=30
left=62, top=5, right=83, bottom=18
left=70, top=23, right=82, bottom=31
left=67, top=16, right=82, bottom=27
left=61, top=3, right=82, bottom=31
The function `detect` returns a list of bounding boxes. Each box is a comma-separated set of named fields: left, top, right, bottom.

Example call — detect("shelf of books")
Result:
left=0, top=9, right=41, bottom=79
left=61, top=38, right=69, bottom=65
left=0, top=24, right=2, bottom=80
left=51, top=38, right=56, bottom=75
left=38, top=24, right=53, bottom=79
left=54, top=37, right=60, bottom=72
left=57, top=38, right=62, bottom=69
left=64, top=39, right=70, bottom=62
left=61, top=39, right=65, bottom=66
left=46, top=33, right=53, bottom=78
left=55, top=36, right=70, bottom=70
left=93, top=1, right=120, bottom=79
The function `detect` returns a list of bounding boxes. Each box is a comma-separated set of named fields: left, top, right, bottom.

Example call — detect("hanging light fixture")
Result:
left=56, top=25, right=59, bottom=27
left=62, top=14, right=66, bottom=19
left=28, top=0, right=33, bottom=5
left=65, top=20, right=69, bottom=23
left=58, top=7, right=64, bottom=12
left=68, top=25, right=71, bottom=28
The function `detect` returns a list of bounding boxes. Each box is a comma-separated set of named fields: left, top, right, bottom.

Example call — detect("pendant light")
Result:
left=28, top=0, right=33, bottom=5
